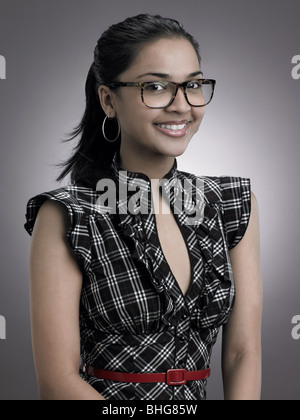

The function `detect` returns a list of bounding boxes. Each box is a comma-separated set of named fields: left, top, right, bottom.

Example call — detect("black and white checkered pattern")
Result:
left=24, top=157, right=251, bottom=400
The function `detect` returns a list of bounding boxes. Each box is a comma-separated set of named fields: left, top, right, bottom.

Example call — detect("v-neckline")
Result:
left=151, top=202, right=194, bottom=300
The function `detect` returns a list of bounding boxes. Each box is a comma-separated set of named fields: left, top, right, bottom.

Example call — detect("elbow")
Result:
left=36, top=372, right=77, bottom=400
left=38, top=383, right=58, bottom=401
left=222, top=349, right=262, bottom=400
left=222, top=346, right=262, bottom=376
left=37, top=376, right=66, bottom=400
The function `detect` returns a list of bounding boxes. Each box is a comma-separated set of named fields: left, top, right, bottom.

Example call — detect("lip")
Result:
left=154, top=120, right=191, bottom=138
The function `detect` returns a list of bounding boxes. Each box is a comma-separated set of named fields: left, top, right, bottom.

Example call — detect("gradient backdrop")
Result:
left=0, top=0, right=299, bottom=400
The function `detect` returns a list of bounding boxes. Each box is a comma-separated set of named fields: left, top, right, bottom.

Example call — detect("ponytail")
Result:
left=56, top=64, right=120, bottom=187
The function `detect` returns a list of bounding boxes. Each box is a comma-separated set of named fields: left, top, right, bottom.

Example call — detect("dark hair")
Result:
left=57, top=14, right=201, bottom=187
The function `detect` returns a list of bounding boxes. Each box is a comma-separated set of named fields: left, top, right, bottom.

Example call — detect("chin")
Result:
left=163, top=138, right=191, bottom=157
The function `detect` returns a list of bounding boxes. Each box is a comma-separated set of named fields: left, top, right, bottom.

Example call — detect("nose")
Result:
left=166, top=86, right=191, bottom=113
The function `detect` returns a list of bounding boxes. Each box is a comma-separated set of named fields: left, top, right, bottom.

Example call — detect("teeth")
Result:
left=158, top=123, right=186, bottom=131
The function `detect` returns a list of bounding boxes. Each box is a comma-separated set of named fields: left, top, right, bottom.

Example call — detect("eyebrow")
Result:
left=136, top=71, right=203, bottom=79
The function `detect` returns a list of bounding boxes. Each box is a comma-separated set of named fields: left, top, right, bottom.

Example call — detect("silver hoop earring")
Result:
left=102, top=115, right=121, bottom=143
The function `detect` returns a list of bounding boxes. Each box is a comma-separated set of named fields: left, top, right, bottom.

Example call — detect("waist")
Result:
left=80, top=361, right=210, bottom=386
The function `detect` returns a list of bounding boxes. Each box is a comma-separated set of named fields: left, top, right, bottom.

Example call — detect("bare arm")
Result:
left=29, top=199, right=104, bottom=400
left=222, top=192, right=263, bottom=400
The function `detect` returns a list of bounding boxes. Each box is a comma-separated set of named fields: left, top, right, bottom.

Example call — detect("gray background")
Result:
left=0, top=0, right=299, bottom=400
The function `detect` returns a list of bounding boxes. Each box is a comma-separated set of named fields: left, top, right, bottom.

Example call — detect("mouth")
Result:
left=154, top=120, right=190, bottom=137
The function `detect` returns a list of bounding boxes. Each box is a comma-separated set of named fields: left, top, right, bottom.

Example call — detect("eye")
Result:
left=186, top=80, right=202, bottom=90
left=144, top=81, right=168, bottom=92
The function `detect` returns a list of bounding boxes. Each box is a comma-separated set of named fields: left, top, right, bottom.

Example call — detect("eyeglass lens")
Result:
left=142, top=81, right=213, bottom=108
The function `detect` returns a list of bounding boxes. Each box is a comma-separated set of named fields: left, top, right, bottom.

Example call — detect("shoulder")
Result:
left=178, top=170, right=251, bottom=206
left=24, top=184, right=98, bottom=236
left=178, top=170, right=253, bottom=249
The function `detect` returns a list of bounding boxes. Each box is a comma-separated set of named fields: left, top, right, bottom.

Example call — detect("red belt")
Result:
left=80, top=361, right=210, bottom=386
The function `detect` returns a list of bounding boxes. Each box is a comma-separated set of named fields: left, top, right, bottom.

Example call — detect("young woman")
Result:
left=24, top=14, right=262, bottom=400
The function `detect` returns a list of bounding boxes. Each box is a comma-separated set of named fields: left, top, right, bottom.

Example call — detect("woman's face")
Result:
left=102, top=37, right=205, bottom=162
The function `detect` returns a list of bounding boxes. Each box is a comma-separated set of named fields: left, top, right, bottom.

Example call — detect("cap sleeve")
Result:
left=220, top=177, right=251, bottom=250
left=24, top=188, right=90, bottom=271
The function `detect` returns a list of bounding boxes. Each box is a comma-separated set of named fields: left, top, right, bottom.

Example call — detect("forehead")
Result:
left=121, top=37, right=201, bottom=80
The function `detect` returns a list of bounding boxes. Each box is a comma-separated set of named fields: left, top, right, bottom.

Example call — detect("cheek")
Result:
left=192, top=108, right=205, bottom=130
left=116, top=93, right=147, bottom=122
left=119, top=106, right=158, bottom=131
left=119, top=108, right=150, bottom=127
left=117, top=108, right=156, bottom=142
left=197, top=107, right=205, bottom=121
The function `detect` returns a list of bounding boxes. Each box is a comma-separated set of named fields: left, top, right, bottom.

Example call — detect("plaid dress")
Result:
left=24, top=157, right=251, bottom=400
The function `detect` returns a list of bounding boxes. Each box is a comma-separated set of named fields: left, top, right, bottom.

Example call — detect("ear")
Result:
left=98, top=85, right=117, bottom=118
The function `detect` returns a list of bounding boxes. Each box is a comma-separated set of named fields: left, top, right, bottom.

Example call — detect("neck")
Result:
left=119, top=144, right=175, bottom=181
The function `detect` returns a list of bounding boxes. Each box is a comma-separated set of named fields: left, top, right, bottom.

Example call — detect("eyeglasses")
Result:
left=106, top=79, right=216, bottom=109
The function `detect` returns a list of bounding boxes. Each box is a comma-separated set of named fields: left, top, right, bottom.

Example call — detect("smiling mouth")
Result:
left=156, top=123, right=187, bottom=131
left=155, top=121, right=190, bottom=132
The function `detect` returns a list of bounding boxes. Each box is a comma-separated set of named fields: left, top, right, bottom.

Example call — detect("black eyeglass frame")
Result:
left=106, top=79, right=216, bottom=109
